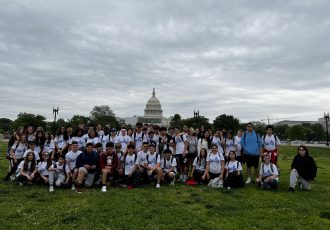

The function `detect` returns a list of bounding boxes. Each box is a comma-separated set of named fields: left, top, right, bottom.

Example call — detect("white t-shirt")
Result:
left=206, top=152, right=225, bottom=174
left=115, top=135, right=132, bottom=152
left=49, top=162, right=70, bottom=176
left=71, top=136, right=86, bottom=150
left=157, top=135, right=174, bottom=154
left=174, top=134, right=187, bottom=155
left=23, top=149, right=40, bottom=162
left=137, top=150, right=148, bottom=167
left=43, top=140, right=55, bottom=153
left=11, top=142, right=28, bottom=159
left=263, top=135, right=281, bottom=151
left=133, top=132, right=147, bottom=152
left=65, top=150, right=82, bottom=170
left=234, top=136, right=242, bottom=157
left=54, top=135, right=67, bottom=149
left=161, top=156, right=177, bottom=173
left=86, top=137, right=100, bottom=145
left=193, top=157, right=206, bottom=172
left=37, top=161, right=49, bottom=176
left=260, top=163, right=279, bottom=180
left=225, top=138, right=236, bottom=156
left=225, top=161, right=243, bottom=174
left=211, top=136, right=224, bottom=154
left=197, top=138, right=210, bottom=155
left=17, top=161, right=33, bottom=175
left=124, top=154, right=138, bottom=175
left=145, top=153, right=161, bottom=169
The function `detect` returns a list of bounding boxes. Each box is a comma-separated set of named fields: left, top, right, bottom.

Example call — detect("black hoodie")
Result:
left=291, top=154, right=317, bottom=181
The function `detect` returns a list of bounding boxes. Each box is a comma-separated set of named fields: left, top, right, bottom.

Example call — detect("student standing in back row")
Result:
left=262, top=125, right=281, bottom=166
left=240, top=123, right=262, bottom=184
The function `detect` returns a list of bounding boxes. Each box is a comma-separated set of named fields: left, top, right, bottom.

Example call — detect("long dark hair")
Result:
left=35, top=130, right=45, bottom=147
left=297, top=145, right=309, bottom=156
left=200, top=131, right=212, bottom=149
left=44, top=131, right=52, bottom=145
left=56, top=127, right=69, bottom=141
left=197, top=148, right=207, bottom=166
left=74, top=128, right=84, bottom=137
left=23, top=152, right=36, bottom=173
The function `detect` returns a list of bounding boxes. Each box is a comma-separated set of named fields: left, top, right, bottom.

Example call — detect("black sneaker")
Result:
left=76, top=184, right=83, bottom=193
left=287, top=187, right=295, bottom=192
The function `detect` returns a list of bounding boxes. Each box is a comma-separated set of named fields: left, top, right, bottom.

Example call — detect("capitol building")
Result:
left=119, top=89, right=170, bottom=127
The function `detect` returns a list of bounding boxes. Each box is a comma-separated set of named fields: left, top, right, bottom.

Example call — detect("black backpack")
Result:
left=163, top=156, right=174, bottom=169
left=146, top=153, right=159, bottom=165
left=262, top=134, right=278, bottom=147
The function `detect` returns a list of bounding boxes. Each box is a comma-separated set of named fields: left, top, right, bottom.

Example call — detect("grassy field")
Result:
left=0, top=141, right=329, bottom=230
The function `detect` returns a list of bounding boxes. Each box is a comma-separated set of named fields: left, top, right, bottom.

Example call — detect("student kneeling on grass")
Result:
left=161, top=149, right=177, bottom=186
left=37, top=151, right=52, bottom=185
left=100, top=142, right=118, bottom=192
left=287, top=145, right=317, bottom=192
left=48, top=155, right=70, bottom=192
left=203, top=144, right=225, bottom=188
left=17, top=151, right=37, bottom=185
left=258, top=153, right=279, bottom=190
left=75, top=142, right=100, bottom=193
left=224, top=151, right=244, bottom=190
left=144, top=144, right=162, bottom=188
left=192, top=148, right=207, bottom=184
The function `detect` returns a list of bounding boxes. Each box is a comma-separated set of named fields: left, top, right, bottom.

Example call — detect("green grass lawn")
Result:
left=0, top=141, right=329, bottom=230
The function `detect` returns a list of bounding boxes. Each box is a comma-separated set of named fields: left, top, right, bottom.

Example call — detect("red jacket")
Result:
left=99, top=151, right=118, bottom=173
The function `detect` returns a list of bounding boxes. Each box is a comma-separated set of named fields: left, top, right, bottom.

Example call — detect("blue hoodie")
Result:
left=240, top=131, right=262, bottom=156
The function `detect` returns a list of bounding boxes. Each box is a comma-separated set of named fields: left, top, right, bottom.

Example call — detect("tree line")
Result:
left=0, top=107, right=326, bottom=142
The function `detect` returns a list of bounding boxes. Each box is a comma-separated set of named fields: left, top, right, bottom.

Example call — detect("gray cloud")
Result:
left=0, top=0, right=329, bottom=123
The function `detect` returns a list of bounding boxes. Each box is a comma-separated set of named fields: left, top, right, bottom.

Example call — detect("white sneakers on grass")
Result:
left=101, top=186, right=107, bottom=192
left=49, top=186, right=54, bottom=192
left=156, top=183, right=160, bottom=189
left=170, top=180, right=175, bottom=186
left=71, top=184, right=76, bottom=191
left=245, top=177, right=251, bottom=184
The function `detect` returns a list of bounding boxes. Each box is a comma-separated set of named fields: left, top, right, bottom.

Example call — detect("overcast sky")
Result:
left=0, top=0, right=329, bottom=123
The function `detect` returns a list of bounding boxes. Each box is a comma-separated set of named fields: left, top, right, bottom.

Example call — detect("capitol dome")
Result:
left=143, top=88, right=163, bottom=124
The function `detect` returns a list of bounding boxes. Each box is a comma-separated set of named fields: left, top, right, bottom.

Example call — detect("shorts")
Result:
left=245, top=155, right=260, bottom=168
left=175, top=154, right=187, bottom=168
left=209, top=172, right=220, bottom=180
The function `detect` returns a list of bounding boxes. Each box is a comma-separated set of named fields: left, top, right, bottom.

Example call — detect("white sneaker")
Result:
left=227, top=186, right=231, bottom=190
left=170, top=180, right=175, bottom=186
left=156, top=183, right=160, bottom=189
left=245, top=177, right=251, bottom=184
left=49, top=186, right=54, bottom=192
left=101, top=186, right=107, bottom=192
left=19, top=182, right=23, bottom=186
left=71, top=184, right=76, bottom=191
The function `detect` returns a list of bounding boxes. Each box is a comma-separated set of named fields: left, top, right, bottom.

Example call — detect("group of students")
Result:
left=3, top=121, right=317, bottom=193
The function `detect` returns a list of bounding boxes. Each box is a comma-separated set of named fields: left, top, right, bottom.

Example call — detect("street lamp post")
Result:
left=53, top=106, right=59, bottom=122
left=324, top=112, right=329, bottom=146
left=193, top=109, right=200, bottom=128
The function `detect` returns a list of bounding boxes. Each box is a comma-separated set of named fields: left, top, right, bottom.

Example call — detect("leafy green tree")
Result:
left=0, top=118, right=13, bottom=133
left=12, top=113, right=47, bottom=130
left=90, top=105, right=119, bottom=128
left=274, top=124, right=289, bottom=140
left=170, top=114, right=182, bottom=128
left=213, top=114, right=240, bottom=132
left=287, top=125, right=305, bottom=140
left=69, top=115, right=90, bottom=128
left=181, top=116, right=212, bottom=130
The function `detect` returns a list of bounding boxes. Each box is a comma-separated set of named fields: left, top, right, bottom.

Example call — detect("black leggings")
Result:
left=4, top=158, right=23, bottom=180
